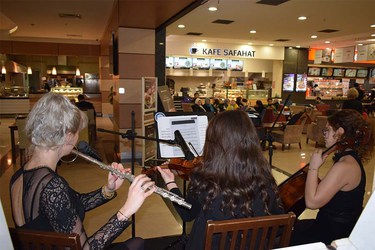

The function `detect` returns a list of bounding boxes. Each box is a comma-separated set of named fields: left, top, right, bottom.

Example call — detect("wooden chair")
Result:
left=306, top=116, right=328, bottom=147
left=9, top=227, right=82, bottom=250
left=204, top=212, right=296, bottom=250
left=15, top=118, right=29, bottom=167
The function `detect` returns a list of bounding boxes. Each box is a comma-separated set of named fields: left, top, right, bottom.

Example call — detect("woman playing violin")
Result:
left=157, top=110, right=284, bottom=249
left=291, top=109, right=374, bottom=245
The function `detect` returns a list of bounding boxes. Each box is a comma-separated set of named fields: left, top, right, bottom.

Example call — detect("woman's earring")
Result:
left=60, top=144, right=78, bottom=163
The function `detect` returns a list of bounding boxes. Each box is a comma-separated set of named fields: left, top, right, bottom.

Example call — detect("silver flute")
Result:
left=71, top=149, right=192, bottom=209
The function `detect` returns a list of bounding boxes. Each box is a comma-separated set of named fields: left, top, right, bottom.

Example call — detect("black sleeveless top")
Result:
left=317, top=151, right=366, bottom=225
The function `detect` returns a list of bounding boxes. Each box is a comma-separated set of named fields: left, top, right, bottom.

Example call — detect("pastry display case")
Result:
left=51, top=87, right=83, bottom=100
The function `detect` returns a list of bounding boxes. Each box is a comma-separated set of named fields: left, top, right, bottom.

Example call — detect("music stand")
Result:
left=266, top=94, right=291, bottom=166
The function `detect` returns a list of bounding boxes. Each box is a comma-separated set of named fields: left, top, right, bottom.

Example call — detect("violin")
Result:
left=277, top=142, right=338, bottom=217
left=142, top=157, right=203, bottom=181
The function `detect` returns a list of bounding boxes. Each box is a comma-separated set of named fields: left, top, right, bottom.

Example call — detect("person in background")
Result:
left=213, top=98, right=223, bottom=112
left=191, top=98, right=206, bottom=112
left=315, top=97, right=324, bottom=105
left=203, top=98, right=216, bottom=113
left=226, top=99, right=239, bottom=111
left=353, top=82, right=364, bottom=101
left=254, top=100, right=266, bottom=115
left=267, top=97, right=279, bottom=113
left=291, top=110, right=374, bottom=245
left=157, top=110, right=284, bottom=249
left=9, top=93, right=155, bottom=249
left=76, top=94, right=96, bottom=116
left=192, top=92, right=200, bottom=103
left=235, top=96, right=244, bottom=109
left=342, top=88, right=363, bottom=114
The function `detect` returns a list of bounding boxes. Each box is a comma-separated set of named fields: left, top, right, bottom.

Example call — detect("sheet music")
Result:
left=157, top=115, right=208, bottom=158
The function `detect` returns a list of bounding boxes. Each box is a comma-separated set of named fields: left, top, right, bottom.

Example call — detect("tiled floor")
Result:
left=1, top=116, right=374, bottom=244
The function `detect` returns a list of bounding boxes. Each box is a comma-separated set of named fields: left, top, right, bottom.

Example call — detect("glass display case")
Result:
left=214, top=88, right=270, bottom=101
left=51, top=87, right=83, bottom=100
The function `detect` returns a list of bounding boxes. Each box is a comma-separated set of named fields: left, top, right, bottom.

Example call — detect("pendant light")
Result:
left=27, top=66, right=32, bottom=75
left=52, top=67, right=57, bottom=75
left=75, top=67, right=81, bottom=76
left=1, top=66, right=6, bottom=74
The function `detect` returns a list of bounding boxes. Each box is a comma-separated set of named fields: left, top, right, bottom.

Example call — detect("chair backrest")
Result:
left=182, top=103, right=194, bottom=112
left=9, top=228, right=82, bottom=250
left=204, top=212, right=296, bottom=250
left=16, top=118, right=29, bottom=150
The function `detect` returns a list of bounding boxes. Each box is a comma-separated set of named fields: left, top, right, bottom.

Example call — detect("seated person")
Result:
left=191, top=98, right=207, bottom=112
left=76, top=94, right=96, bottom=115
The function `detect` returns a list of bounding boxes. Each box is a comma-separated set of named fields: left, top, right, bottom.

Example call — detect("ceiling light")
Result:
left=178, top=24, right=185, bottom=28
left=1, top=66, right=6, bottom=74
left=202, top=39, right=207, bottom=42
left=250, top=30, right=257, bottom=34
left=371, top=34, right=375, bottom=37
left=325, top=41, right=330, bottom=44
left=248, top=42, right=253, bottom=45
left=76, top=68, right=81, bottom=76
left=288, top=47, right=293, bottom=49
left=9, top=26, right=18, bottom=34
left=208, top=6, right=217, bottom=11
left=370, top=24, right=375, bottom=28
left=296, top=45, right=301, bottom=48
left=269, top=44, right=274, bottom=46
left=298, top=16, right=307, bottom=20
left=52, top=67, right=57, bottom=75
left=27, top=67, right=32, bottom=75
left=358, top=43, right=363, bottom=46
left=311, top=35, right=317, bottom=39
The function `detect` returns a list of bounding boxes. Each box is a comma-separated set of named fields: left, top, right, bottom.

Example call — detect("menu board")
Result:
left=227, top=59, right=243, bottom=71
left=173, top=57, right=192, bottom=69
left=192, top=58, right=210, bottom=70
left=166, top=56, right=174, bottom=68
left=283, top=74, right=295, bottom=92
left=308, top=67, right=321, bottom=76
left=344, top=69, right=357, bottom=78
left=357, top=69, right=368, bottom=78
left=296, top=74, right=307, bottom=92
left=333, top=68, right=345, bottom=77
left=211, top=58, right=227, bottom=70
left=321, top=68, right=333, bottom=77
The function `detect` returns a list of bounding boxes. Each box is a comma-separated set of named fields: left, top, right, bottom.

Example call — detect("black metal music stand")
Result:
left=97, top=111, right=177, bottom=238
left=266, top=94, right=291, bottom=166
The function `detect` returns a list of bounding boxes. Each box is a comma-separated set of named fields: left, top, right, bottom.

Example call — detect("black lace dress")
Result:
left=10, top=166, right=131, bottom=249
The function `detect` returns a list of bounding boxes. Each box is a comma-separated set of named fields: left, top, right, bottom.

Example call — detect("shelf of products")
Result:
left=51, top=87, right=83, bottom=100
left=311, top=79, right=347, bottom=97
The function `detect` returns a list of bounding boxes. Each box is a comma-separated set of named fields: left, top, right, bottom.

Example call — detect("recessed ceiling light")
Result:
left=311, top=35, right=317, bottom=39
left=202, top=39, right=207, bottom=42
left=296, top=45, right=301, bottom=48
left=371, top=34, right=375, bottom=37
left=288, top=47, right=293, bottom=49
left=325, top=41, right=330, bottom=44
left=249, top=30, right=256, bottom=34
left=269, top=44, right=274, bottom=46
left=298, top=16, right=307, bottom=20
left=178, top=24, right=185, bottom=28
left=208, top=6, right=217, bottom=11
left=370, top=24, right=375, bottom=28
left=358, top=43, right=363, bottom=46
left=248, top=42, right=253, bottom=45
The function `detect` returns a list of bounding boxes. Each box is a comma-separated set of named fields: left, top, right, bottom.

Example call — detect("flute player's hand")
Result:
left=105, top=163, right=128, bottom=193
left=119, top=174, right=155, bottom=218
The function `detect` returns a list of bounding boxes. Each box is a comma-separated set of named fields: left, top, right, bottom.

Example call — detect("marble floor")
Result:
left=0, top=116, right=374, bottom=245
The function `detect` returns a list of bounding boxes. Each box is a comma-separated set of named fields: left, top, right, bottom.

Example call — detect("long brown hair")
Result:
left=188, top=110, right=281, bottom=217
left=328, top=109, right=374, bottom=162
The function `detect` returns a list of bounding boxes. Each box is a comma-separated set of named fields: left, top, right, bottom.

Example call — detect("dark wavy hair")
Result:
left=328, top=109, right=374, bottom=162
left=188, top=110, right=281, bottom=217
